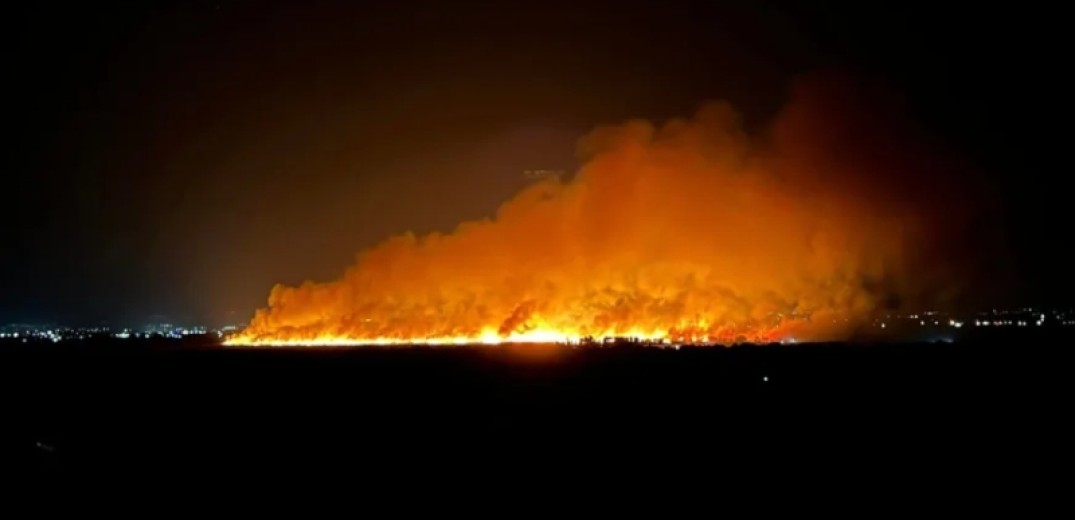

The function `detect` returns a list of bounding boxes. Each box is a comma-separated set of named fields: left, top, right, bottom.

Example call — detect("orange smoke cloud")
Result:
left=229, top=75, right=983, bottom=346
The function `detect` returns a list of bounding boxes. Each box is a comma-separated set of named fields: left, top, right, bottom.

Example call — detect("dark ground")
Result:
left=3, top=335, right=1073, bottom=491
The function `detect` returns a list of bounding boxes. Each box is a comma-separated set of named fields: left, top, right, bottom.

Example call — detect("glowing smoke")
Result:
left=230, top=75, right=986, bottom=346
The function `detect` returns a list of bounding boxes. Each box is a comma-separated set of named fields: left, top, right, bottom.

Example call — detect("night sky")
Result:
left=3, top=0, right=1070, bottom=326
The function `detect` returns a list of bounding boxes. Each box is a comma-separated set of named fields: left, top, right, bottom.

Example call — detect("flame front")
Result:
left=226, top=328, right=661, bottom=347
left=229, top=83, right=975, bottom=347
left=227, top=324, right=782, bottom=347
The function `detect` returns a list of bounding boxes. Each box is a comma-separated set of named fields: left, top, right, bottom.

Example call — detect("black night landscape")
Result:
left=3, top=1, right=1073, bottom=493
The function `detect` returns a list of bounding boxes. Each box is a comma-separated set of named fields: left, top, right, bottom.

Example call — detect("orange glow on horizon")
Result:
left=225, top=324, right=788, bottom=347
left=230, top=83, right=976, bottom=349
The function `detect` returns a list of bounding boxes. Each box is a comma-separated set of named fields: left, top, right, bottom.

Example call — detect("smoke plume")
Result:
left=231, top=74, right=984, bottom=345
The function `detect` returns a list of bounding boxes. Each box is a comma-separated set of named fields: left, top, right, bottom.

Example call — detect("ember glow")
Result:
left=229, top=79, right=978, bottom=347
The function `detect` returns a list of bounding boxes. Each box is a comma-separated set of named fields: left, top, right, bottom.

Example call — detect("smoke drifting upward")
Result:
left=231, top=74, right=987, bottom=346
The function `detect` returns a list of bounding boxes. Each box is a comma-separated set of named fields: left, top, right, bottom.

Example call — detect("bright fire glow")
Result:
left=228, top=83, right=977, bottom=348
left=225, top=326, right=755, bottom=347
left=228, top=328, right=643, bottom=347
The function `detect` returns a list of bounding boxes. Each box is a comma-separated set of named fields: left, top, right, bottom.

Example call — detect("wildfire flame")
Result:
left=228, top=76, right=978, bottom=347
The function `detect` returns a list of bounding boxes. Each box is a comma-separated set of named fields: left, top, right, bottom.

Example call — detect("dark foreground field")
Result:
left=3, top=335, right=1073, bottom=486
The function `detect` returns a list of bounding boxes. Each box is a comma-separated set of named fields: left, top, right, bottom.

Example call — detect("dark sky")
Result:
left=3, top=0, right=1070, bottom=326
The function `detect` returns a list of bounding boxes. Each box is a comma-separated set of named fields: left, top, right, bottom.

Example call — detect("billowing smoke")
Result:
left=231, top=74, right=987, bottom=345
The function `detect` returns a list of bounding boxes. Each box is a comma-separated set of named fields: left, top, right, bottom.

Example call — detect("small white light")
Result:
left=762, top=376, right=769, bottom=382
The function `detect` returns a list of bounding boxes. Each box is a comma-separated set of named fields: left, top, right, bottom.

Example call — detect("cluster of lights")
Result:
left=0, top=329, right=89, bottom=342
left=973, top=315, right=1048, bottom=327
left=1, top=324, right=239, bottom=343
left=870, top=309, right=1075, bottom=329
